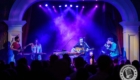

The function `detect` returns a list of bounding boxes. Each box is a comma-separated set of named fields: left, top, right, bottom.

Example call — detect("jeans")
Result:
left=80, top=53, right=90, bottom=64
left=31, top=53, right=42, bottom=61
left=31, top=53, right=35, bottom=60
left=37, top=54, right=42, bottom=60
left=8, top=55, right=15, bottom=64
left=13, top=51, right=18, bottom=62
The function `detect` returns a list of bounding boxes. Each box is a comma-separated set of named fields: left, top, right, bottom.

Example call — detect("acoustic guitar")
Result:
left=74, top=47, right=94, bottom=54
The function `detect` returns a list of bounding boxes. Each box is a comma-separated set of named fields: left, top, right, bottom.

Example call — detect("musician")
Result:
left=71, top=38, right=89, bottom=53
left=71, top=38, right=90, bottom=63
left=10, top=36, right=21, bottom=61
left=31, top=39, right=42, bottom=60
left=101, top=38, right=119, bottom=58
left=7, top=38, right=15, bottom=63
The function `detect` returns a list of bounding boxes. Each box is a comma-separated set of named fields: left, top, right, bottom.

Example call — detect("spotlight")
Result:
left=53, top=6, right=55, bottom=8
left=39, top=5, right=42, bottom=7
left=82, top=6, right=85, bottom=8
left=70, top=4, right=72, bottom=7
left=89, top=51, right=93, bottom=56
left=95, top=5, right=98, bottom=8
left=65, top=4, right=67, bottom=7
left=76, top=5, right=78, bottom=8
left=45, top=4, right=48, bottom=7
left=59, top=5, right=61, bottom=7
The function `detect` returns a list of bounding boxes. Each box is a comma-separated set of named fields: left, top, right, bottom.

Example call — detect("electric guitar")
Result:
left=14, top=43, right=33, bottom=54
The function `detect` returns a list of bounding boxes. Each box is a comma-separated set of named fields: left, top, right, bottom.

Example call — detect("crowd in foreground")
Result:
left=0, top=54, right=140, bottom=80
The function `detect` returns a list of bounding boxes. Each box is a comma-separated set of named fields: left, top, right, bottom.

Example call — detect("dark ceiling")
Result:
left=0, top=0, right=140, bottom=21
left=0, top=0, right=15, bottom=21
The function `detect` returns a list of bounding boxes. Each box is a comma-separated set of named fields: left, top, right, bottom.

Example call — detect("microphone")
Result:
left=83, top=37, right=86, bottom=42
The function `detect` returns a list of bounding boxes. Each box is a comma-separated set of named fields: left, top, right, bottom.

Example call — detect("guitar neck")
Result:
left=21, top=44, right=30, bottom=50
left=25, top=44, right=30, bottom=48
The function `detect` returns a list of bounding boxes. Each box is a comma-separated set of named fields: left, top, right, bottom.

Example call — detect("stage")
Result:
left=0, top=0, right=139, bottom=62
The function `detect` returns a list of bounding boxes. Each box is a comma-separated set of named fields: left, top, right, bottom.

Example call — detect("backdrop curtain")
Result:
left=22, top=7, right=32, bottom=47
left=0, top=22, right=8, bottom=49
left=103, top=3, right=123, bottom=56
left=113, top=9, right=123, bottom=56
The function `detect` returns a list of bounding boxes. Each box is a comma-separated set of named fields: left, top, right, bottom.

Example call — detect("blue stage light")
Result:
left=59, top=5, right=61, bottom=7
left=65, top=4, right=67, bottom=7
left=70, top=4, right=72, bottom=7
left=45, top=4, right=48, bottom=7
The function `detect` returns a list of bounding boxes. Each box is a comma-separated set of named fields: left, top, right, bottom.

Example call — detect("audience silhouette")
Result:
left=0, top=54, right=139, bottom=80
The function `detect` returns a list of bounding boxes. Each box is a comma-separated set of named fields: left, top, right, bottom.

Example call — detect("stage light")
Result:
left=89, top=51, right=93, bottom=56
left=70, top=4, right=72, bottom=7
left=39, top=5, right=42, bottom=7
left=45, top=4, right=48, bottom=7
left=95, top=5, right=98, bottom=8
left=59, top=5, right=61, bottom=7
left=53, top=6, right=55, bottom=8
left=65, top=4, right=67, bottom=7
left=82, top=6, right=85, bottom=8
left=76, top=5, right=78, bottom=8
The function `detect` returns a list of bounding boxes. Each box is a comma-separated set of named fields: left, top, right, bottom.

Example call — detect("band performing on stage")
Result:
left=9, top=36, right=118, bottom=63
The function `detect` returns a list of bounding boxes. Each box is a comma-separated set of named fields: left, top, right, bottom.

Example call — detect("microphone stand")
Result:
left=61, top=36, right=75, bottom=52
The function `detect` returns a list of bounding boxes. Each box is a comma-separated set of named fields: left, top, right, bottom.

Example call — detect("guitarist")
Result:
left=10, top=36, right=21, bottom=61
left=10, top=36, right=32, bottom=61
left=71, top=38, right=90, bottom=62
left=72, top=37, right=90, bottom=53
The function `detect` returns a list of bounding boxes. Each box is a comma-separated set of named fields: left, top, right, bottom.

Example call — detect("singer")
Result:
left=71, top=37, right=89, bottom=53
left=71, top=37, right=90, bottom=61
left=101, top=37, right=119, bottom=59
